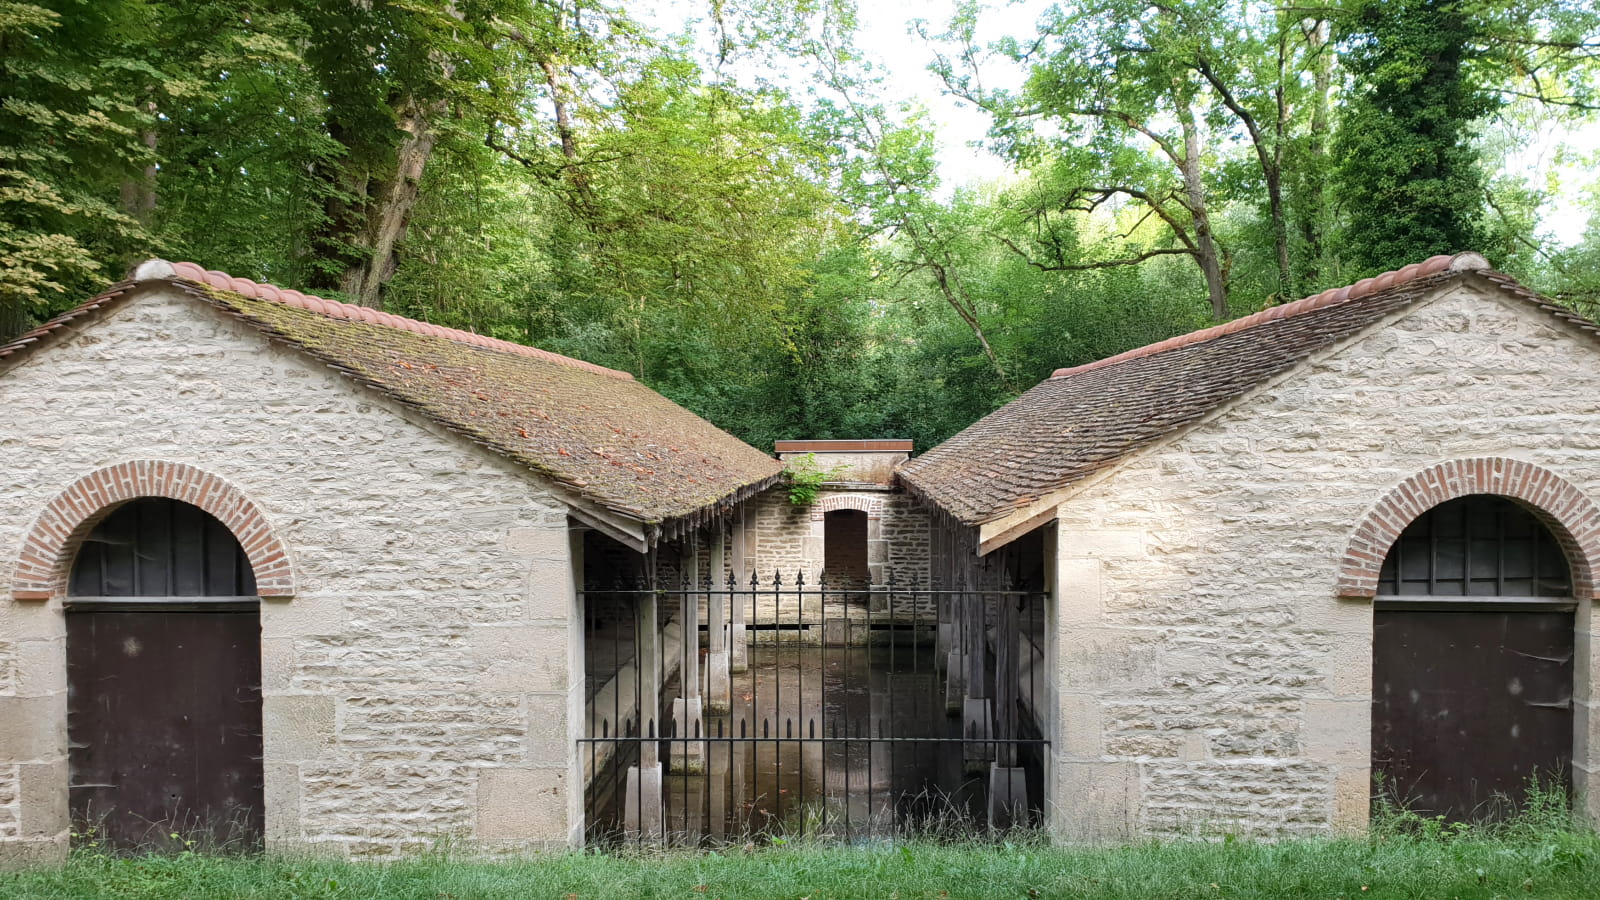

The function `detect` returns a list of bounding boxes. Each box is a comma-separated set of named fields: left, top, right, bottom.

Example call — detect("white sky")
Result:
left=635, top=0, right=1598, bottom=247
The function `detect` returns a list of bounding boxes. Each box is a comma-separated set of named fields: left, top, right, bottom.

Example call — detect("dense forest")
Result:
left=4, top=0, right=1598, bottom=448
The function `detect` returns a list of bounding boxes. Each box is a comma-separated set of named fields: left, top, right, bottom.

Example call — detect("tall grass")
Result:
left=4, top=792, right=1598, bottom=899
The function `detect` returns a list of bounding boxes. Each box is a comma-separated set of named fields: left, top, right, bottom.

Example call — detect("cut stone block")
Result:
left=705, top=650, right=731, bottom=715
left=988, top=764, right=1029, bottom=829
left=669, top=697, right=706, bottom=774
left=962, top=697, right=994, bottom=774
left=624, top=763, right=663, bottom=840
left=945, top=651, right=966, bottom=715
left=728, top=623, right=749, bottom=673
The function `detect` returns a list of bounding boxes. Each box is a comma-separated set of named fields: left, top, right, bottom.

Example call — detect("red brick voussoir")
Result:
left=11, top=461, right=295, bottom=600
left=1337, top=457, right=1600, bottom=600
left=810, top=494, right=886, bottom=521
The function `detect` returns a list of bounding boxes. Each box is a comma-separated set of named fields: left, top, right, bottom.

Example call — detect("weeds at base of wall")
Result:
left=9, top=793, right=1600, bottom=899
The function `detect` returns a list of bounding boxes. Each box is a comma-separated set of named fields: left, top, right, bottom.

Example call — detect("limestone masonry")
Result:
left=0, top=287, right=582, bottom=859
left=4, top=257, right=1600, bottom=860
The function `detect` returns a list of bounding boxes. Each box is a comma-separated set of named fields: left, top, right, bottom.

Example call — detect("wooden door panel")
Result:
left=67, top=609, right=264, bottom=851
left=1372, top=609, right=1572, bottom=820
left=824, top=510, right=870, bottom=588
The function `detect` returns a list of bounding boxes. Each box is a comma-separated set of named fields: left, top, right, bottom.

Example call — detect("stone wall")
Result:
left=746, top=488, right=930, bottom=585
left=747, top=488, right=813, bottom=581
left=1048, top=281, right=1600, bottom=839
left=741, top=486, right=933, bottom=629
left=0, top=766, right=16, bottom=841
left=882, top=493, right=932, bottom=584
left=0, top=285, right=584, bottom=861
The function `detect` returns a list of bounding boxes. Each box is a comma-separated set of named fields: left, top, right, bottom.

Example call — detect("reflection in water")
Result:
left=636, top=640, right=991, bottom=840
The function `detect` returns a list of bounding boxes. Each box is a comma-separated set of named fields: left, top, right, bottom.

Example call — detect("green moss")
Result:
left=185, top=283, right=782, bottom=523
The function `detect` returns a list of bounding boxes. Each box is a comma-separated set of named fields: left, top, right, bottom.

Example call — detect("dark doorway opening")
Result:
left=823, top=509, right=869, bottom=589
left=1371, top=494, right=1574, bottom=822
left=67, top=497, right=264, bottom=852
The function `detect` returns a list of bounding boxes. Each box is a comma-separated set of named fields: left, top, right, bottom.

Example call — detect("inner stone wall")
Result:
left=0, top=286, right=583, bottom=861
left=1047, top=282, right=1600, bottom=840
left=742, top=487, right=933, bottom=626
left=746, top=488, right=930, bottom=585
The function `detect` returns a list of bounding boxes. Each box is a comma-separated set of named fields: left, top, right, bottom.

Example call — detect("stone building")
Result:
left=4, top=251, right=1598, bottom=859
left=0, top=260, right=780, bottom=862
left=743, top=440, right=931, bottom=598
left=901, top=252, right=1600, bottom=839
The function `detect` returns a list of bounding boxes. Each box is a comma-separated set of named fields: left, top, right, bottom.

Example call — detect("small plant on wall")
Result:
left=783, top=453, right=847, bottom=506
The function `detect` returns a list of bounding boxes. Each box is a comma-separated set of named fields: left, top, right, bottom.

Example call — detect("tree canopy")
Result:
left=4, top=0, right=1597, bottom=448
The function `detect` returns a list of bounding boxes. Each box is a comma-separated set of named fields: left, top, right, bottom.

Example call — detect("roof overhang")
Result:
left=977, top=503, right=1060, bottom=556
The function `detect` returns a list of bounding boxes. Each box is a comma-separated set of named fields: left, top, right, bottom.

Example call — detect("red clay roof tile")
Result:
left=899, top=253, right=1579, bottom=526
left=2, top=261, right=781, bottom=530
left=166, top=260, right=632, bottom=381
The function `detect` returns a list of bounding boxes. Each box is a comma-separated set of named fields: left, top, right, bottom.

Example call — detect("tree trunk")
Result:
left=542, top=58, right=580, bottom=162
left=120, top=102, right=158, bottom=224
left=312, top=97, right=441, bottom=309
left=1176, top=93, right=1229, bottom=319
left=1298, top=19, right=1333, bottom=287
left=1265, top=164, right=1291, bottom=301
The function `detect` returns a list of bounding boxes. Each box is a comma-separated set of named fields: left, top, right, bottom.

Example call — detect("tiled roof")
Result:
left=898, top=253, right=1599, bottom=526
left=1, top=261, right=782, bottom=531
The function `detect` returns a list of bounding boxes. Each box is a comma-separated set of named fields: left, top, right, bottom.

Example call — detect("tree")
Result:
left=791, top=1, right=1017, bottom=386
left=938, top=0, right=1336, bottom=315
left=1332, top=0, right=1499, bottom=274
left=294, top=0, right=524, bottom=307
left=0, top=0, right=157, bottom=332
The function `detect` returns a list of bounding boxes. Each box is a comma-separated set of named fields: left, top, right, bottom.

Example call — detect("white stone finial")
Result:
left=131, top=259, right=176, bottom=281
left=1449, top=252, right=1490, bottom=273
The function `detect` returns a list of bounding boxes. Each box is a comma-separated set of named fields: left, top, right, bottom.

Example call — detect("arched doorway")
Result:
left=823, top=508, right=870, bottom=589
left=1371, top=494, right=1574, bottom=821
left=66, top=497, right=264, bottom=850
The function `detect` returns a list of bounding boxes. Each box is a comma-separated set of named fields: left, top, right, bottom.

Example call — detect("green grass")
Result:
left=2, top=831, right=1596, bottom=899
left=5, top=798, right=1599, bottom=900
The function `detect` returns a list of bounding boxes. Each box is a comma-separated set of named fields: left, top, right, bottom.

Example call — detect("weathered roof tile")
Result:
left=898, top=253, right=1574, bottom=526
left=1, top=262, right=782, bottom=530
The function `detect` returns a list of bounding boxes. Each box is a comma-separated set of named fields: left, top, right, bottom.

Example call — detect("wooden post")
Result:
left=625, top=553, right=664, bottom=837
left=707, top=524, right=731, bottom=714
left=962, top=528, right=994, bottom=773
left=671, top=538, right=706, bottom=773
left=730, top=506, right=749, bottom=673
left=989, top=548, right=1027, bottom=827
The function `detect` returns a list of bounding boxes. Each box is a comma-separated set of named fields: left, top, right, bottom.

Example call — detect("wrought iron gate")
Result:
left=582, top=571, right=1048, bottom=845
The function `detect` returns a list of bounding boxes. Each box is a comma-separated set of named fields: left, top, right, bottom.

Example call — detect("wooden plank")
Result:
left=67, top=609, right=264, bottom=851
left=1372, top=609, right=1573, bottom=821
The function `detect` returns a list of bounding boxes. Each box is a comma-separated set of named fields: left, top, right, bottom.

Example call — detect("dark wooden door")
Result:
left=66, top=497, right=263, bottom=851
left=1372, top=608, right=1573, bottom=821
left=67, top=608, right=264, bottom=851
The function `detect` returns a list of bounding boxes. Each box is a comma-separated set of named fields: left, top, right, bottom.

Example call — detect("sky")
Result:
left=636, top=0, right=1597, bottom=247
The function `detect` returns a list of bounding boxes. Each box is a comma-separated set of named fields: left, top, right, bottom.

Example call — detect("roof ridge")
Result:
left=1050, top=252, right=1491, bottom=379
left=148, top=260, right=633, bottom=381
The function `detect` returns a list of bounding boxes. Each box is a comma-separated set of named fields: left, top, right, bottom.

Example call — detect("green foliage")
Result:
left=1332, top=0, right=1499, bottom=275
left=7, top=815, right=1600, bottom=900
left=781, top=453, right=846, bottom=506
left=3, top=0, right=1597, bottom=450
left=0, top=0, right=156, bottom=331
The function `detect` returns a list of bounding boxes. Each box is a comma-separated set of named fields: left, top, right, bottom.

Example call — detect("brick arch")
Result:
left=11, top=460, right=295, bottom=600
left=810, top=493, right=886, bottom=521
left=1338, top=457, right=1600, bottom=600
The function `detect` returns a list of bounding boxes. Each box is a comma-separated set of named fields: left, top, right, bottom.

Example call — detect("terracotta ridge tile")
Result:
left=1050, top=252, right=1488, bottom=379
left=156, top=260, right=633, bottom=381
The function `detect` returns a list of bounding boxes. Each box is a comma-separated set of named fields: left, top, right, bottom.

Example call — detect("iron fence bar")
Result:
left=579, top=736, right=1050, bottom=746
left=578, top=588, right=1042, bottom=597
left=582, top=569, right=1051, bottom=843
